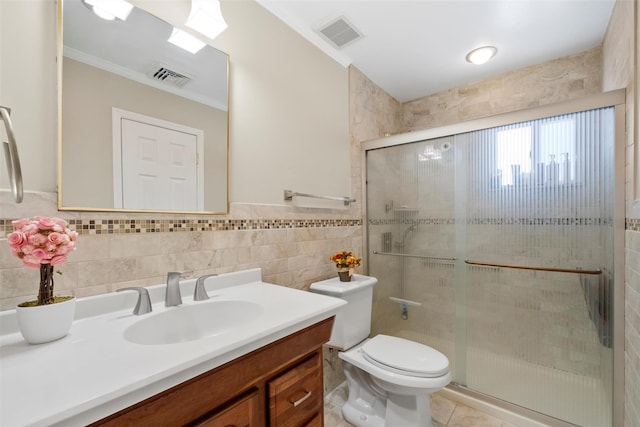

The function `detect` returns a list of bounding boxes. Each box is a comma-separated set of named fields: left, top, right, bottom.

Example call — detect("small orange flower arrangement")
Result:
left=329, top=250, right=361, bottom=268
left=329, top=250, right=361, bottom=282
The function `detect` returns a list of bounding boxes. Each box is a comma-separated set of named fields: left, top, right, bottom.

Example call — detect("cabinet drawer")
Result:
left=302, top=412, right=322, bottom=427
left=193, top=390, right=260, bottom=427
left=268, top=352, right=322, bottom=427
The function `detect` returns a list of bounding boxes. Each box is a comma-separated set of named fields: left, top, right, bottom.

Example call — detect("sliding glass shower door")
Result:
left=365, top=102, right=620, bottom=426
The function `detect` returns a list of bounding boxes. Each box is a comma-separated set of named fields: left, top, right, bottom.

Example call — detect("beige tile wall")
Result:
left=0, top=193, right=363, bottom=395
left=626, top=228, right=640, bottom=425
left=403, top=48, right=603, bottom=131
left=0, top=192, right=362, bottom=311
left=361, top=46, right=612, bottom=377
left=602, top=0, right=638, bottom=425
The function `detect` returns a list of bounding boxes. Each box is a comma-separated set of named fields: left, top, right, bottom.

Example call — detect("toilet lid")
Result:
left=361, top=335, right=449, bottom=378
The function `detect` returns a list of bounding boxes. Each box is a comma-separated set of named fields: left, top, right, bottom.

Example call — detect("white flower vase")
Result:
left=16, top=297, right=76, bottom=344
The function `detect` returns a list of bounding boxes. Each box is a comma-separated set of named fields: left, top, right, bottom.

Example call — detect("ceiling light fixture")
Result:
left=84, top=0, right=133, bottom=21
left=466, top=46, right=498, bottom=65
left=168, top=28, right=207, bottom=54
left=186, top=0, right=228, bottom=40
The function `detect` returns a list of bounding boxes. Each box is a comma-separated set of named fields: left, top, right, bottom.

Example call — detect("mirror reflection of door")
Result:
left=113, top=108, right=204, bottom=211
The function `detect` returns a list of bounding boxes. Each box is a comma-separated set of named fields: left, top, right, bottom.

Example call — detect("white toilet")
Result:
left=310, top=274, right=451, bottom=427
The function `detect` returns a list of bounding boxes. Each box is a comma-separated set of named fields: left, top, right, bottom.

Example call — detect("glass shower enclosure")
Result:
left=363, top=92, right=625, bottom=426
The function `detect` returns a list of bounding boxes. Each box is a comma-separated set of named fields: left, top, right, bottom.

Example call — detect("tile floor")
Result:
left=324, top=383, right=520, bottom=427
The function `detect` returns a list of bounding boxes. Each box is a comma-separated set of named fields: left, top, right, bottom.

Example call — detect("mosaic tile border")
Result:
left=627, top=218, right=640, bottom=232
left=0, top=218, right=362, bottom=236
left=3, top=216, right=638, bottom=235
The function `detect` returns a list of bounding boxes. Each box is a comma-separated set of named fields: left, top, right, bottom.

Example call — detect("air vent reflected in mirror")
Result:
left=151, top=67, right=192, bottom=87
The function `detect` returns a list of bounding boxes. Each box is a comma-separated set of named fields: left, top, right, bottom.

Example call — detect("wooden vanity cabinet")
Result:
left=268, top=352, right=322, bottom=427
left=90, top=317, right=333, bottom=427
left=193, top=390, right=260, bottom=427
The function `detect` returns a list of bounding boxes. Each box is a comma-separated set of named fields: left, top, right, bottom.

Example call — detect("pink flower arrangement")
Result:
left=8, top=217, right=77, bottom=268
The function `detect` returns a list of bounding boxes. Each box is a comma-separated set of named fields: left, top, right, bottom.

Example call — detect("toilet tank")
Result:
left=310, top=274, right=377, bottom=350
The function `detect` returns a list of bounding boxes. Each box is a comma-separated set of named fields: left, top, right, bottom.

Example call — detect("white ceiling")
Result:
left=63, top=0, right=228, bottom=110
left=257, top=0, right=616, bottom=103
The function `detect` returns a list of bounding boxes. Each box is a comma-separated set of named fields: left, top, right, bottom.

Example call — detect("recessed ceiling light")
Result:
left=168, top=28, right=207, bottom=54
left=466, top=46, right=498, bottom=65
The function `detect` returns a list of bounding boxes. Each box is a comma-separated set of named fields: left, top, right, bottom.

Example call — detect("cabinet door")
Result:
left=268, top=353, right=322, bottom=427
left=194, top=391, right=260, bottom=427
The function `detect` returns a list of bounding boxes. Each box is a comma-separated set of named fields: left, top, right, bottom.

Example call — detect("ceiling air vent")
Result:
left=151, top=67, right=191, bottom=88
left=317, top=16, right=362, bottom=49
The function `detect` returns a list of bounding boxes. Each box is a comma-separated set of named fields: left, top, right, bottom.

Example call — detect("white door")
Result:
left=120, top=119, right=198, bottom=211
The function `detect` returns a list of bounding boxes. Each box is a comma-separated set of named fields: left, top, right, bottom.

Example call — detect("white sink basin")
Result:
left=123, top=300, right=264, bottom=345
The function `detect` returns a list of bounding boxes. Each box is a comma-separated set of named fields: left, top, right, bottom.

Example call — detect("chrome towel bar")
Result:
left=1, top=106, right=23, bottom=203
left=284, top=189, right=355, bottom=206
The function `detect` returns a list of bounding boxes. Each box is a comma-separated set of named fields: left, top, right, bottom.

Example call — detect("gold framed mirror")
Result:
left=58, top=0, right=229, bottom=214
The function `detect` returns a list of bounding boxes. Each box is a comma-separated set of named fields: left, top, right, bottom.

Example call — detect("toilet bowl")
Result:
left=339, top=335, right=450, bottom=427
left=310, top=275, right=450, bottom=427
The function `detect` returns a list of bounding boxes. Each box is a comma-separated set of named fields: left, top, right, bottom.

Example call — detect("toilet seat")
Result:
left=361, top=335, right=449, bottom=378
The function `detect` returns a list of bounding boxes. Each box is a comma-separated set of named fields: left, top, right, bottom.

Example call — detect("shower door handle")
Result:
left=1, top=106, right=23, bottom=203
left=464, top=260, right=601, bottom=275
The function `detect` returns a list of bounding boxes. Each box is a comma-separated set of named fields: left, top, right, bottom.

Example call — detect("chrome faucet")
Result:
left=194, top=274, right=218, bottom=301
left=165, top=272, right=183, bottom=307
left=117, top=287, right=152, bottom=315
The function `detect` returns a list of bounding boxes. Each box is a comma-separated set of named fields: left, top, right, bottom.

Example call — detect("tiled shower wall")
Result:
left=602, top=0, right=638, bottom=425
left=626, top=223, right=640, bottom=425
left=359, top=15, right=637, bottom=421
left=367, top=194, right=610, bottom=378
left=366, top=99, right=615, bottom=378
left=403, top=48, right=602, bottom=132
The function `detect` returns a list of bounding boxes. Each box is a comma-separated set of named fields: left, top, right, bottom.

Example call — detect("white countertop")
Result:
left=0, top=269, right=346, bottom=427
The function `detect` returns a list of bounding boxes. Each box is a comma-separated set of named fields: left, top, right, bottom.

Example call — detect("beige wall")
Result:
left=216, top=1, right=350, bottom=205
left=124, top=0, right=352, bottom=205
left=0, top=0, right=351, bottom=205
left=0, top=0, right=57, bottom=193
left=62, top=58, right=228, bottom=211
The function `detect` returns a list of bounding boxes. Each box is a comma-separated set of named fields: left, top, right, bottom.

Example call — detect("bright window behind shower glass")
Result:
left=496, top=126, right=532, bottom=185
left=495, top=117, right=576, bottom=186
left=538, top=118, right=577, bottom=183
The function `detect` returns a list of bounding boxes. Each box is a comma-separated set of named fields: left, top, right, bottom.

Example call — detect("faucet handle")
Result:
left=117, top=287, right=152, bottom=315
left=165, top=272, right=184, bottom=307
left=194, top=274, right=218, bottom=301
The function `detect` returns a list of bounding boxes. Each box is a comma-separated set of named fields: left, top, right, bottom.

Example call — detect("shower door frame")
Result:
left=361, top=89, right=626, bottom=426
